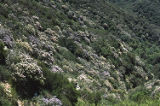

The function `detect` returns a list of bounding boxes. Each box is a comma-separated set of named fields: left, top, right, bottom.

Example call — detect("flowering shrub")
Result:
left=38, top=50, right=54, bottom=66
left=0, top=84, right=17, bottom=106
left=0, top=27, right=13, bottom=48
left=11, top=61, right=44, bottom=82
left=25, top=24, right=36, bottom=35
left=51, top=65, right=64, bottom=73
left=7, top=51, right=45, bottom=98
left=16, top=39, right=33, bottom=52
left=7, top=51, right=44, bottom=82
left=41, top=96, right=63, bottom=106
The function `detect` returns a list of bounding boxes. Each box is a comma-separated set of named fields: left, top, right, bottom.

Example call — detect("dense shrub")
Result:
left=59, top=37, right=85, bottom=58
left=59, top=37, right=78, bottom=53
left=121, top=53, right=135, bottom=71
left=92, top=38, right=111, bottom=57
left=7, top=51, right=45, bottom=98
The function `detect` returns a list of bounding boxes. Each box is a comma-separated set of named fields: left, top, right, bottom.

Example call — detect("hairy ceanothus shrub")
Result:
left=7, top=51, right=45, bottom=97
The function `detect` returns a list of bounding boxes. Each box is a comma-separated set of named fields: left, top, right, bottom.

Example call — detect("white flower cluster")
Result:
left=41, top=96, right=62, bottom=106
left=7, top=51, right=45, bottom=83
left=38, top=50, right=54, bottom=65
left=25, top=24, right=36, bottom=35
left=51, top=65, right=63, bottom=73
left=16, top=39, right=33, bottom=52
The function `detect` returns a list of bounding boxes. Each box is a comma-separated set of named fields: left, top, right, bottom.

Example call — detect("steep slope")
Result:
left=0, top=0, right=160, bottom=105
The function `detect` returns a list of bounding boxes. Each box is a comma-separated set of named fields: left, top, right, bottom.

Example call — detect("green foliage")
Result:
left=59, top=37, right=85, bottom=59
left=0, top=4, right=9, bottom=18
left=0, top=86, right=11, bottom=106
left=0, top=85, right=17, bottom=106
left=1, top=0, right=160, bottom=105
left=0, top=98, right=12, bottom=106
left=43, top=69, right=79, bottom=106
left=129, top=87, right=151, bottom=103
left=113, top=99, right=160, bottom=106
left=92, top=37, right=123, bottom=67
left=133, top=0, right=160, bottom=26
left=76, top=98, right=96, bottom=106
left=92, top=38, right=112, bottom=57
left=0, top=65, right=11, bottom=81
left=80, top=90, right=102, bottom=105
left=60, top=96, right=72, bottom=106
left=56, top=46, right=77, bottom=62
left=121, top=53, right=135, bottom=71
left=76, top=97, right=160, bottom=106
left=59, top=37, right=78, bottom=53
left=93, top=86, right=160, bottom=106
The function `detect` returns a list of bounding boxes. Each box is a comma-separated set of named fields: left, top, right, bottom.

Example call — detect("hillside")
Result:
left=109, top=0, right=160, bottom=26
left=0, top=0, right=160, bottom=105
